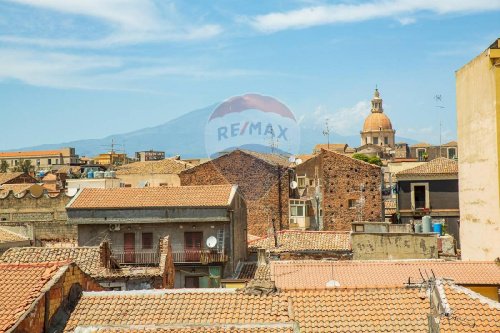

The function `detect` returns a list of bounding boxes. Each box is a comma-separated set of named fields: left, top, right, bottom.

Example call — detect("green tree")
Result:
left=12, top=159, right=34, bottom=173
left=0, top=160, right=8, bottom=173
left=353, top=153, right=383, bottom=166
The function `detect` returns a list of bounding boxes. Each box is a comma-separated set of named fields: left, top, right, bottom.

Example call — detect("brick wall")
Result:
left=321, top=149, right=383, bottom=231
left=0, top=191, right=76, bottom=242
left=179, top=150, right=289, bottom=237
left=15, top=263, right=103, bottom=333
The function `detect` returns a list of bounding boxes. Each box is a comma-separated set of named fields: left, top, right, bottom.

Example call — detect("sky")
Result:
left=1, top=0, right=500, bottom=150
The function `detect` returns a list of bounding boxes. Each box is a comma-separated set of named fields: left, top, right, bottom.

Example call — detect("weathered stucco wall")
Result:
left=0, top=191, right=76, bottom=242
left=117, top=174, right=180, bottom=187
left=456, top=40, right=500, bottom=260
left=352, top=233, right=438, bottom=260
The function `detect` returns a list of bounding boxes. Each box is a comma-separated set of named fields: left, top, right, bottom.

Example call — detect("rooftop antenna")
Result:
left=434, top=95, right=445, bottom=157
left=322, top=118, right=331, bottom=150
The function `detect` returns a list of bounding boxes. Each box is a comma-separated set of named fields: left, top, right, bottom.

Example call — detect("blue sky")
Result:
left=1, top=0, right=500, bottom=151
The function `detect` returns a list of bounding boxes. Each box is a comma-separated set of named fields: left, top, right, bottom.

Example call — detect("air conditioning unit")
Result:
left=109, top=224, right=120, bottom=232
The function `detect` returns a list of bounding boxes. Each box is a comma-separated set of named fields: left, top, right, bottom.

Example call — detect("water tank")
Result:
left=104, top=171, right=112, bottom=178
left=422, top=215, right=432, bottom=233
left=94, top=171, right=104, bottom=179
left=87, top=170, right=94, bottom=179
left=433, top=222, right=443, bottom=236
left=109, top=170, right=116, bottom=178
left=414, top=223, right=422, bottom=233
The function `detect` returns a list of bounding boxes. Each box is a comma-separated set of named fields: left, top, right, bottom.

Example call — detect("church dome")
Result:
left=362, top=88, right=393, bottom=132
left=363, top=112, right=393, bottom=132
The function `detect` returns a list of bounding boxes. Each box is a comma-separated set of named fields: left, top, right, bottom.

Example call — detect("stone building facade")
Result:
left=0, top=189, right=76, bottom=243
left=179, top=150, right=290, bottom=237
left=360, top=88, right=396, bottom=148
left=292, top=149, right=383, bottom=231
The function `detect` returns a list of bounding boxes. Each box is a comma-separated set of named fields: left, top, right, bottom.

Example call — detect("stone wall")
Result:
left=179, top=150, right=289, bottom=237
left=321, top=149, right=383, bottom=231
left=352, top=233, right=438, bottom=260
left=0, top=191, right=76, bottom=242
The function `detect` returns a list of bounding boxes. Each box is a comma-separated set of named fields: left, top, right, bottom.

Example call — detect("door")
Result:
left=185, top=276, right=199, bottom=288
left=184, top=232, right=203, bottom=262
left=124, top=233, right=136, bottom=263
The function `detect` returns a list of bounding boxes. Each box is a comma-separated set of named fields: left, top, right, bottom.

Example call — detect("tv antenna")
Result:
left=323, top=118, right=331, bottom=150
left=434, top=95, right=445, bottom=157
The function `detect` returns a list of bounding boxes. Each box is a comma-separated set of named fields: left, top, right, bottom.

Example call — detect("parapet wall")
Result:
left=0, top=189, right=77, bottom=241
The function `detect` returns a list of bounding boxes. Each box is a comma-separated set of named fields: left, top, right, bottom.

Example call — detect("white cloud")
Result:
left=1, top=0, right=222, bottom=47
left=397, top=17, right=416, bottom=25
left=250, top=0, right=500, bottom=32
left=311, top=101, right=371, bottom=136
left=0, top=49, right=276, bottom=91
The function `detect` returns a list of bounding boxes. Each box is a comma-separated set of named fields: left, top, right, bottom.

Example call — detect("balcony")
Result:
left=172, top=249, right=227, bottom=264
left=111, top=247, right=159, bottom=265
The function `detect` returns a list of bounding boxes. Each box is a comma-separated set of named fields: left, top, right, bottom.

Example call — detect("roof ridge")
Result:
left=0, top=261, right=71, bottom=268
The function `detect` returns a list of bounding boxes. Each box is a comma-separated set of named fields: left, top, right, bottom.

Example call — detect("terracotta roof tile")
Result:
left=72, top=324, right=295, bottom=332
left=410, top=142, right=431, bottom=148
left=1, top=246, right=103, bottom=276
left=0, top=172, right=25, bottom=185
left=0, top=262, right=66, bottom=332
left=63, top=282, right=500, bottom=332
left=0, top=149, right=66, bottom=158
left=0, top=183, right=34, bottom=196
left=442, top=141, right=458, bottom=147
left=313, top=143, right=348, bottom=153
left=116, top=159, right=193, bottom=175
left=397, top=157, right=458, bottom=176
left=63, top=290, right=290, bottom=332
left=238, top=150, right=290, bottom=167
left=269, top=260, right=500, bottom=290
left=0, top=227, right=28, bottom=244
left=67, top=185, right=235, bottom=209
left=248, top=230, right=351, bottom=253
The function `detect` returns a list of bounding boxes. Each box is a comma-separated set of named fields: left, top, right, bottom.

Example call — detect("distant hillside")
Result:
left=10, top=104, right=418, bottom=158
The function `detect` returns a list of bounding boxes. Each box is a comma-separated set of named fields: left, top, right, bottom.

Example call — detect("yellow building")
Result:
left=93, top=152, right=128, bottom=166
left=456, top=38, right=500, bottom=261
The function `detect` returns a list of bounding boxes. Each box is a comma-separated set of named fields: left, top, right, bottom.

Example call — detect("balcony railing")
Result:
left=111, top=247, right=159, bottom=265
left=172, top=249, right=226, bottom=264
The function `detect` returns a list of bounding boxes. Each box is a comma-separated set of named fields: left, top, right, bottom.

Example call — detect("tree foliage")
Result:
left=0, top=160, right=8, bottom=173
left=352, top=153, right=383, bottom=166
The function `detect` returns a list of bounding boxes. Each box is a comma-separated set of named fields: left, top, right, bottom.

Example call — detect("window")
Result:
left=36, top=159, right=40, bottom=166
left=47, top=158, right=52, bottom=165
left=417, top=149, right=427, bottom=161
left=348, top=199, right=358, bottom=209
left=290, top=200, right=306, bottom=217
left=297, top=176, right=306, bottom=188
left=384, top=137, right=389, bottom=145
left=411, top=183, right=429, bottom=210
left=142, top=232, right=153, bottom=249
left=373, top=137, right=379, bottom=145
left=447, top=148, right=457, bottom=159
left=185, top=276, right=199, bottom=288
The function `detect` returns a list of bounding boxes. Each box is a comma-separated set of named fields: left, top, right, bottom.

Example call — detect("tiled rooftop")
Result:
left=67, top=185, right=236, bottom=209
left=0, top=262, right=66, bottom=332
left=71, top=324, right=295, bottom=333
left=313, top=143, right=348, bottom=153
left=396, top=157, right=458, bottom=176
left=235, top=262, right=258, bottom=280
left=63, top=282, right=500, bottom=332
left=0, top=227, right=28, bottom=244
left=116, top=158, right=193, bottom=175
left=0, top=183, right=34, bottom=195
left=64, top=290, right=290, bottom=332
left=269, top=260, right=500, bottom=290
left=0, top=149, right=66, bottom=158
left=1, top=246, right=103, bottom=276
left=248, top=230, right=351, bottom=253
left=0, top=172, right=25, bottom=185
left=410, top=142, right=431, bottom=148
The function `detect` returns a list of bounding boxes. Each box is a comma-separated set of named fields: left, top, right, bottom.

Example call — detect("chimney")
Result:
left=257, top=248, right=268, bottom=266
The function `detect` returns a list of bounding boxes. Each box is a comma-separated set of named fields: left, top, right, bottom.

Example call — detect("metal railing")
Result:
left=172, top=249, right=226, bottom=264
left=111, top=247, right=159, bottom=265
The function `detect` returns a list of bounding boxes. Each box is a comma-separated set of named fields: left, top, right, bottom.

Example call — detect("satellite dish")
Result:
left=206, top=236, right=218, bottom=248
left=290, top=181, right=298, bottom=189
left=295, top=158, right=303, bottom=165
left=288, top=155, right=296, bottom=163
left=326, top=280, right=340, bottom=288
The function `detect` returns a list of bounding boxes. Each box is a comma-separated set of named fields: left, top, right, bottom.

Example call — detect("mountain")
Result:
left=10, top=104, right=418, bottom=158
